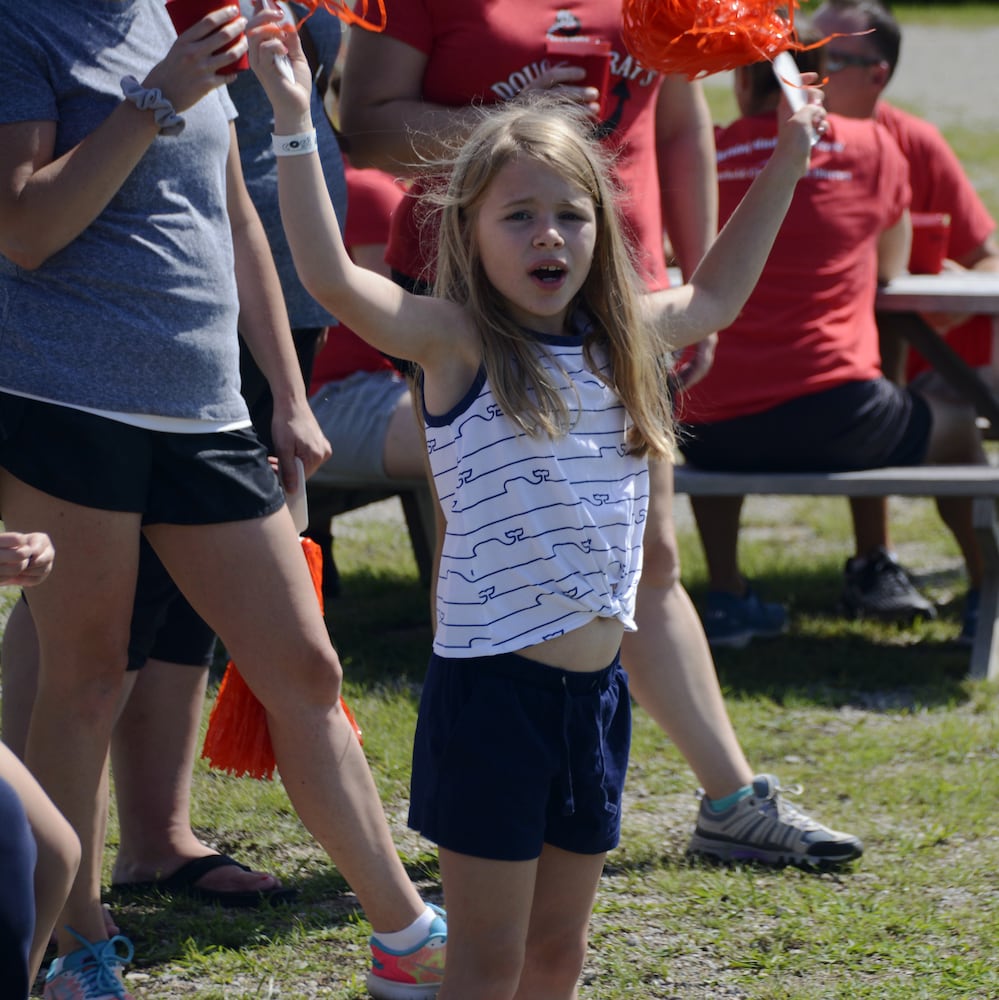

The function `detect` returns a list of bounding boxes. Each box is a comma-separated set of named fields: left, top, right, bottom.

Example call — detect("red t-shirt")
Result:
left=309, top=161, right=405, bottom=394
left=376, top=0, right=669, bottom=290
left=679, top=112, right=910, bottom=425
left=874, top=103, right=998, bottom=377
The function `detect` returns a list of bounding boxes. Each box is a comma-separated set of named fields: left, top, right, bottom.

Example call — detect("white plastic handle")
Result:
left=772, top=51, right=819, bottom=146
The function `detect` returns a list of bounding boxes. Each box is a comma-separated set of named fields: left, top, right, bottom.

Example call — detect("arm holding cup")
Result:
left=0, top=6, right=246, bottom=269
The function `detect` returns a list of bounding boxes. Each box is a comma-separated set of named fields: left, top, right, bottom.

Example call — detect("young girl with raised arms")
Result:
left=249, top=15, right=825, bottom=999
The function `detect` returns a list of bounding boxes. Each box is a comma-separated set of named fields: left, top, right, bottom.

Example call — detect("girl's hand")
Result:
left=144, top=6, right=249, bottom=111
left=775, top=73, right=827, bottom=177
left=524, top=64, right=601, bottom=117
left=0, top=531, right=55, bottom=587
left=247, top=7, right=312, bottom=128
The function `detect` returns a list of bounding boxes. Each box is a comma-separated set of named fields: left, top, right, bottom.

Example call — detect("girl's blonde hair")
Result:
left=431, top=97, right=675, bottom=460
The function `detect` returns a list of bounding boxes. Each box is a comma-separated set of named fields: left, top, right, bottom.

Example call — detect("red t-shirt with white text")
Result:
left=679, top=112, right=910, bottom=425
left=376, top=0, right=669, bottom=290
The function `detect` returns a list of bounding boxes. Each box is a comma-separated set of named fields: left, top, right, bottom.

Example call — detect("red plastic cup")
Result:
left=545, top=36, right=612, bottom=118
left=165, top=0, right=249, bottom=74
left=909, top=212, right=951, bottom=275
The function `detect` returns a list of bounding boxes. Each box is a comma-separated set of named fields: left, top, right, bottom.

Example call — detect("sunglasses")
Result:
left=825, top=51, right=884, bottom=74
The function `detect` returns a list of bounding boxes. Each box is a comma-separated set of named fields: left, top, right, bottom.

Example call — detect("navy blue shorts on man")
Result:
left=678, top=378, right=932, bottom=472
left=409, top=649, right=631, bottom=862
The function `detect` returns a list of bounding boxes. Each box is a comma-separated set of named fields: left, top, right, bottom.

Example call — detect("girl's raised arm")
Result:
left=646, top=86, right=827, bottom=350
left=247, top=12, right=466, bottom=371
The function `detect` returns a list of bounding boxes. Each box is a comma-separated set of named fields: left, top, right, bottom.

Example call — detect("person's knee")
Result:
left=921, top=394, right=983, bottom=464
left=520, top=928, right=588, bottom=996
left=445, top=939, right=524, bottom=1000
left=35, top=629, right=130, bottom=723
left=639, top=521, right=682, bottom=590
left=267, top=642, right=345, bottom=713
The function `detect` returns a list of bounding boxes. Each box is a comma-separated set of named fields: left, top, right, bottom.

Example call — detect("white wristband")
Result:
left=272, top=129, right=318, bottom=157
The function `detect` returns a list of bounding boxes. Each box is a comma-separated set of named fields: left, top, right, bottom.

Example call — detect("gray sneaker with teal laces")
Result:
left=687, top=774, right=863, bottom=869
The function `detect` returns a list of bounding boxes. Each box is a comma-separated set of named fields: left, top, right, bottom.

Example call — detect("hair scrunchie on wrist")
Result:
left=120, top=75, right=185, bottom=137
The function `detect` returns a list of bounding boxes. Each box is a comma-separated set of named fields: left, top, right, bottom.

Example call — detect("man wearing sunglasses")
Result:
left=810, top=0, right=999, bottom=642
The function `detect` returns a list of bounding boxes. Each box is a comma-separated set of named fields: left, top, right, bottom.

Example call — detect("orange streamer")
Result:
left=621, top=0, right=801, bottom=79
left=202, top=536, right=363, bottom=780
left=293, top=0, right=386, bottom=32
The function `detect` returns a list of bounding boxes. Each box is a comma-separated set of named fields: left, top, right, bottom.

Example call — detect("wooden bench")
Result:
left=672, top=464, right=999, bottom=682
left=305, top=477, right=437, bottom=595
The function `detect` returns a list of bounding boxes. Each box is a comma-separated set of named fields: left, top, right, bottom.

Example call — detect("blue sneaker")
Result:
left=367, top=903, right=446, bottom=999
left=702, top=585, right=787, bottom=649
left=44, top=929, right=135, bottom=999
left=958, top=588, right=979, bottom=647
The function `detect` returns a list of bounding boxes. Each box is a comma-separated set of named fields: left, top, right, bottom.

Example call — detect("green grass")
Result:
left=12, top=489, right=992, bottom=998
left=892, top=3, right=999, bottom=28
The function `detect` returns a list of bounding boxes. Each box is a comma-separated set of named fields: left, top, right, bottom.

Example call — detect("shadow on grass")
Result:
left=105, top=859, right=443, bottom=968
left=687, top=563, right=973, bottom=710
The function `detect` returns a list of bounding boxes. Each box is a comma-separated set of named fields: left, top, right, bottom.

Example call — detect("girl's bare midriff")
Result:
left=518, top=615, right=624, bottom=672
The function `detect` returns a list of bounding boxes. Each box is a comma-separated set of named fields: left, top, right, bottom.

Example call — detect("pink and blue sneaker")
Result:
left=366, top=902, right=447, bottom=999
left=43, top=928, right=135, bottom=1000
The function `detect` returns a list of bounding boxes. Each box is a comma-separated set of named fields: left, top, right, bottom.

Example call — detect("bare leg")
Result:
left=0, top=743, right=81, bottom=984
left=110, top=659, right=282, bottom=894
left=849, top=496, right=892, bottom=557
left=1, top=595, right=35, bottom=756
left=436, top=850, right=534, bottom=1000
left=144, top=510, right=425, bottom=933
left=515, top=845, right=605, bottom=1000
left=623, top=462, right=752, bottom=801
left=4, top=603, right=280, bottom=900
left=0, top=471, right=139, bottom=954
left=923, top=392, right=988, bottom=588
left=689, top=493, right=748, bottom=596
left=435, top=844, right=603, bottom=1000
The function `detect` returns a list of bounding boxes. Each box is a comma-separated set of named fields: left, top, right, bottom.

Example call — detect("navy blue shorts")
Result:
left=409, top=650, right=631, bottom=861
left=678, top=379, right=932, bottom=472
left=0, top=392, right=285, bottom=525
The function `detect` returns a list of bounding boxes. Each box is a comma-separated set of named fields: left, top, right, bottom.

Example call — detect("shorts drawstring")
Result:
left=560, top=674, right=576, bottom=816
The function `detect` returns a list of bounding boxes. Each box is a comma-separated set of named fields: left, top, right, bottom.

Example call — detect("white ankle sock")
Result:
left=372, top=905, right=436, bottom=951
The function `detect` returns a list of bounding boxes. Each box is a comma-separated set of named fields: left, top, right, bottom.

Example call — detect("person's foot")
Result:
left=367, top=903, right=447, bottom=999
left=702, top=585, right=787, bottom=649
left=44, top=929, right=135, bottom=1000
left=109, top=852, right=295, bottom=908
left=840, top=546, right=936, bottom=622
left=687, top=774, right=864, bottom=869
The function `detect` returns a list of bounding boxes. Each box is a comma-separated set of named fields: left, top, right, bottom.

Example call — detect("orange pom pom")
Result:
left=202, top=659, right=277, bottom=780
left=202, top=536, right=362, bottom=779
left=622, top=0, right=800, bottom=79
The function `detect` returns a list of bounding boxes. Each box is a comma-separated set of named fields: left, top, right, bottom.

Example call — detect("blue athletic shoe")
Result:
left=702, top=585, right=787, bottom=649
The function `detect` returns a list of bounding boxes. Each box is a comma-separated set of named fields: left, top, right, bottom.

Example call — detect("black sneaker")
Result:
left=840, top=546, right=936, bottom=622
